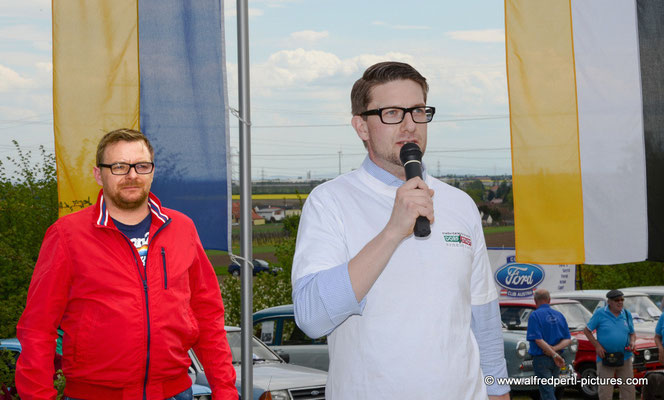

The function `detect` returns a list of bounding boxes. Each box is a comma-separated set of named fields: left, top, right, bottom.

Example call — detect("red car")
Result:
left=499, top=298, right=662, bottom=398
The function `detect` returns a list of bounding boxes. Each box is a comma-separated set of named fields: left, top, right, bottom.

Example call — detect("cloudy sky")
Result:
left=0, top=0, right=510, bottom=180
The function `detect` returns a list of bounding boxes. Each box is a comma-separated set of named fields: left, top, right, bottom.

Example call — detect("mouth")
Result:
left=396, top=140, right=419, bottom=146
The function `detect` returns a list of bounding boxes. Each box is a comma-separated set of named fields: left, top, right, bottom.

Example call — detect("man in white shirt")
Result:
left=291, top=61, right=510, bottom=399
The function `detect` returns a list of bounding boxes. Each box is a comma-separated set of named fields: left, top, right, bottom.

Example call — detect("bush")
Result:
left=578, top=261, right=664, bottom=289
left=220, top=272, right=293, bottom=327
left=0, top=142, right=58, bottom=338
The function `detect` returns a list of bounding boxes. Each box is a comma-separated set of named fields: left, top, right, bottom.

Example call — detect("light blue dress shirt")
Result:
left=292, top=156, right=509, bottom=396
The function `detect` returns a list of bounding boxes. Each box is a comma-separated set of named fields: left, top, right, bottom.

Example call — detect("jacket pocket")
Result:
left=161, top=247, right=168, bottom=289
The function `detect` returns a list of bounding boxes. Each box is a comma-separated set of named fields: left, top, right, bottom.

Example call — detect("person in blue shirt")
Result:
left=583, top=289, right=636, bottom=400
left=656, top=312, right=664, bottom=365
left=526, top=289, right=572, bottom=400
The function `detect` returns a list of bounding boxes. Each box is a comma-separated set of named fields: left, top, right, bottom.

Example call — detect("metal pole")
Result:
left=236, top=0, right=253, bottom=398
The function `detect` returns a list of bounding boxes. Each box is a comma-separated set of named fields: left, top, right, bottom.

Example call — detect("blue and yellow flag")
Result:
left=53, top=0, right=231, bottom=250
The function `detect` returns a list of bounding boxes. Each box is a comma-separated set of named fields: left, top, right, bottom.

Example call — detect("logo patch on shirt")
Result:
left=442, top=232, right=472, bottom=248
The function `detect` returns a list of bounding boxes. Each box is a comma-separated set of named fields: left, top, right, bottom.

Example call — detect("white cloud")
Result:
left=224, top=5, right=265, bottom=18
left=252, top=49, right=414, bottom=91
left=35, top=61, right=52, bottom=74
left=446, top=29, right=504, bottom=43
left=289, top=30, right=329, bottom=43
left=0, top=64, right=34, bottom=92
left=372, top=21, right=430, bottom=30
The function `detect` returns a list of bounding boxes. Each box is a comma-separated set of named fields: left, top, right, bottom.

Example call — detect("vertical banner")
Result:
left=138, top=0, right=231, bottom=250
left=505, top=0, right=660, bottom=264
left=53, top=0, right=231, bottom=250
left=52, top=0, right=140, bottom=211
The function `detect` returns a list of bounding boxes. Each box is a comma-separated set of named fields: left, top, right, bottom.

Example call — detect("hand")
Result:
left=553, top=354, right=565, bottom=368
left=385, top=177, right=434, bottom=239
left=595, top=344, right=606, bottom=359
left=659, top=350, right=664, bottom=364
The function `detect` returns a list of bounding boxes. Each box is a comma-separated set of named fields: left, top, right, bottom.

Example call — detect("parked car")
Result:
left=501, top=322, right=577, bottom=397
left=551, top=290, right=661, bottom=334
left=0, top=338, right=212, bottom=399
left=254, top=207, right=285, bottom=223
left=620, top=286, right=664, bottom=311
left=252, top=303, right=578, bottom=397
left=228, top=258, right=282, bottom=277
left=500, top=298, right=662, bottom=398
left=253, top=304, right=329, bottom=371
left=188, top=326, right=327, bottom=400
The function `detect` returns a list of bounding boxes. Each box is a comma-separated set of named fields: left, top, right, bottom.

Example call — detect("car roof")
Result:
left=620, top=286, right=664, bottom=294
left=550, top=290, right=648, bottom=299
left=253, top=304, right=294, bottom=321
left=499, top=298, right=581, bottom=306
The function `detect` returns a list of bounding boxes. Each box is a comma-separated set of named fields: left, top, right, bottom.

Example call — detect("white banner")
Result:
left=488, top=249, right=576, bottom=298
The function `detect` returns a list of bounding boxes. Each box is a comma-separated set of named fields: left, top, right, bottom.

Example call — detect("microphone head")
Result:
left=400, top=142, right=422, bottom=165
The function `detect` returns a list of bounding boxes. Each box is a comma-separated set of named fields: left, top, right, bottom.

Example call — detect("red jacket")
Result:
left=16, top=191, right=237, bottom=399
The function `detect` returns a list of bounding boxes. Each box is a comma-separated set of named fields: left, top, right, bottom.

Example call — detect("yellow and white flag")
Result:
left=505, top=0, right=663, bottom=264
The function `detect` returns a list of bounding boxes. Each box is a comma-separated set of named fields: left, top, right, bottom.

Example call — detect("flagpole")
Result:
left=236, top=0, right=253, bottom=398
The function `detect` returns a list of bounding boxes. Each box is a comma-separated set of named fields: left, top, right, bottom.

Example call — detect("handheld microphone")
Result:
left=399, top=142, right=431, bottom=237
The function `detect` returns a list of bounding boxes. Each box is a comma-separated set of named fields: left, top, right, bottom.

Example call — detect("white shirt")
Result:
left=292, top=163, right=498, bottom=399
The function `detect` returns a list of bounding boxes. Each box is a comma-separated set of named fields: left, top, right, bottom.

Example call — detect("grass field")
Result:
left=231, top=194, right=308, bottom=200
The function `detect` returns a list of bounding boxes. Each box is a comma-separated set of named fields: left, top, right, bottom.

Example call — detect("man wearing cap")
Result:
left=583, top=289, right=636, bottom=400
left=526, top=289, right=572, bottom=400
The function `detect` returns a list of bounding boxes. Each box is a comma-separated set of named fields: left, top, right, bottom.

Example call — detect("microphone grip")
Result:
left=414, top=216, right=431, bottom=237
left=403, top=160, right=431, bottom=237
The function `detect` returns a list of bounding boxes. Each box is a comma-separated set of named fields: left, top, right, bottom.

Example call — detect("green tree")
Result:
left=578, top=261, right=664, bottom=289
left=0, top=142, right=58, bottom=338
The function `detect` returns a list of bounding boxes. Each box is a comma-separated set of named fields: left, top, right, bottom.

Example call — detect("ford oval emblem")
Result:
left=495, top=263, right=544, bottom=291
left=311, top=390, right=321, bottom=396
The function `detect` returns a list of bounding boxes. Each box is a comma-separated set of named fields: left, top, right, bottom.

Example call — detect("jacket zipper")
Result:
left=161, top=247, right=168, bottom=289
left=119, top=219, right=171, bottom=400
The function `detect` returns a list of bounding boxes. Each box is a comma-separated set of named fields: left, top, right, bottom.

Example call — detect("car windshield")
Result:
left=226, top=331, right=282, bottom=364
left=550, top=303, right=593, bottom=330
left=500, top=306, right=531, bottom=330
left=624, top=296, right=661, bottom=322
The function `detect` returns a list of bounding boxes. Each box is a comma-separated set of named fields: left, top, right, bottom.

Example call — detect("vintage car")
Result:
left=501, top=322, right=577, bottom=397
left=253, top=303, right=579, bottom=398
left=0, top=338, right=212, bottom=399
left=551, top=290, right=661, bottom=335
left=253, top=304, right=329, bottom=371
left=500, top=298, right=663, bottom=398
left=189, top=326, right=327, bottom=400
left=620, top=286, right=664, bottom=311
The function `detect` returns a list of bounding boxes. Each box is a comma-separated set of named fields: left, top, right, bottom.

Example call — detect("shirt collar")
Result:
left=95, top=189, right=169, bottom=227
left=362, top=156, right=427, bottom=187
left=603, top=305, right=625, bottom=318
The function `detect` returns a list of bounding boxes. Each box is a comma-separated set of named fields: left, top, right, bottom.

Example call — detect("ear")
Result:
left=93, top=166, right=103, bottom=186
left=352, top=115, right=369, bottom=141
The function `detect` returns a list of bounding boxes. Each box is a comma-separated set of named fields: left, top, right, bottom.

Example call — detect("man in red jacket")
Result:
left=16, top=129, right=237, bottom=399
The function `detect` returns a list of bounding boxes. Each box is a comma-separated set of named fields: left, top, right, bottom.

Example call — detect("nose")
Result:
left=401, top=110, right=417, bottom=131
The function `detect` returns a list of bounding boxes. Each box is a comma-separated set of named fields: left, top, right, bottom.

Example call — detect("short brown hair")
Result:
left=96, top=128, right=154, bottom=166
left=350, top=61, right=428, bottom=116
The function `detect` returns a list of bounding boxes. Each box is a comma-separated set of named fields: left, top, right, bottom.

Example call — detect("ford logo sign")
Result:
left=495, top=263, right=544, bottom=291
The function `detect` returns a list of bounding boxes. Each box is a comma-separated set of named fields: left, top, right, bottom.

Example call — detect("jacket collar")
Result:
left=94, top=189, right=169, bottom=227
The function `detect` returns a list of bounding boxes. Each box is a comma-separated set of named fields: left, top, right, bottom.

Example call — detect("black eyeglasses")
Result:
left=98, top=162, right=154, bottom=175
left=359, top=106, right=435, bottom=124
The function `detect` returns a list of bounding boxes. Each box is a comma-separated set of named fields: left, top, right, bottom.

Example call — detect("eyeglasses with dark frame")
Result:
left=98, top=162, right=155, bottom=175
left=359, top=106, right=436, bottom=124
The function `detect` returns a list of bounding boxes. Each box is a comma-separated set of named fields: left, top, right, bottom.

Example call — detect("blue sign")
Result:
left=495, top=262, right=545, bottom=292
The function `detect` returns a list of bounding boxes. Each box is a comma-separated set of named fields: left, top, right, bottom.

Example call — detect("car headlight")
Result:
left=570, top=337, right=578, bottom=354
left=259, top=390, right=291, bottom=400
left=643, top=349, right=651, bottom=361
left=516, top=340, right=528, bottom=358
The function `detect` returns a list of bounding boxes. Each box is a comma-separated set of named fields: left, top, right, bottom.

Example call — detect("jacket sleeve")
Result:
left=16, top=224, right=71, bottom=400
left=188, top=229, right=238, bottom=399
